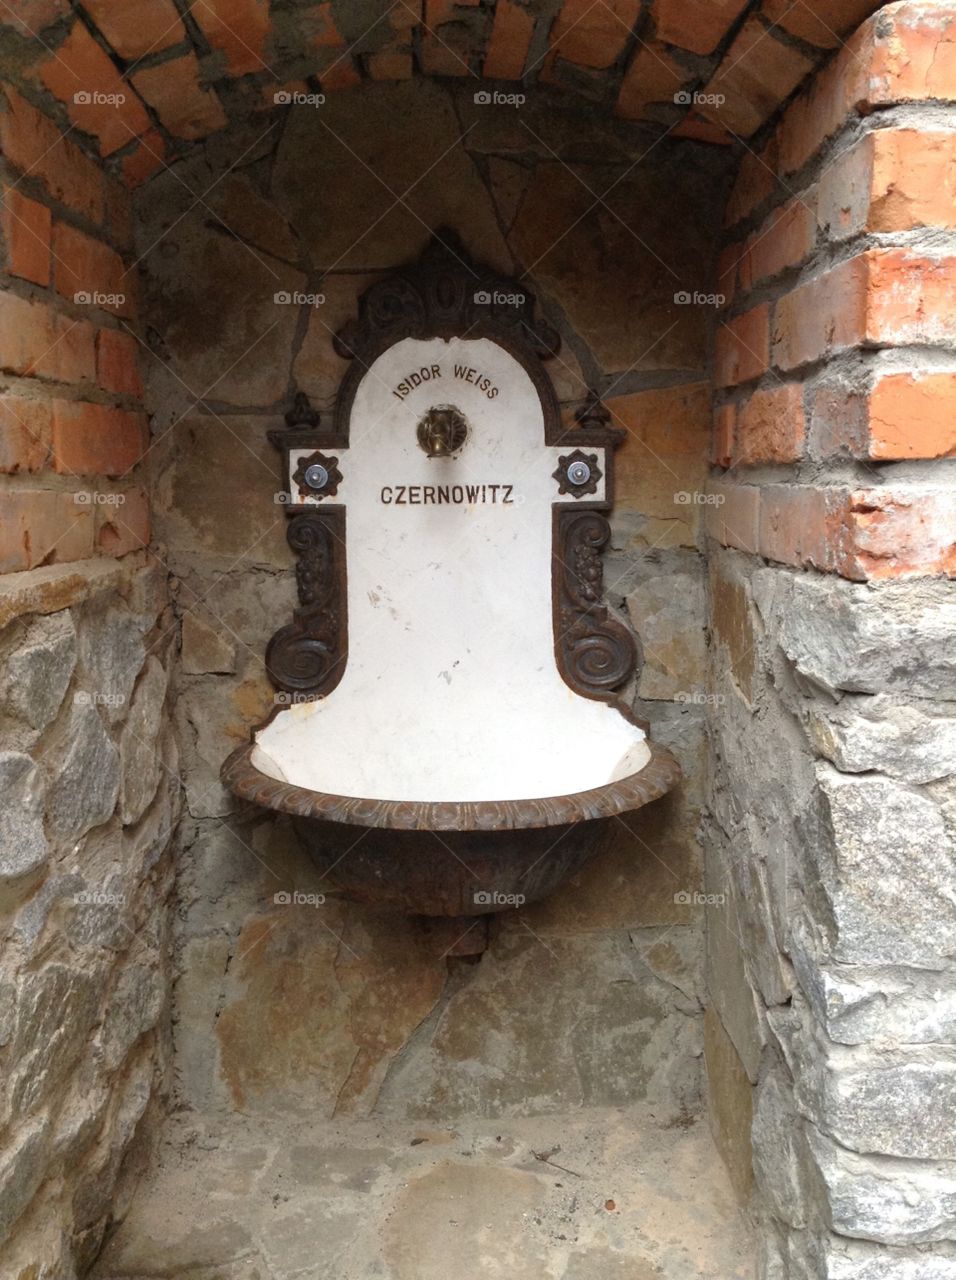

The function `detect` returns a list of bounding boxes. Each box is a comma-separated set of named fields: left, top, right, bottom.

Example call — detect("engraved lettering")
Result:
left=378, top=481, right=518, bottom=505
left=453, top=363, right=499, bottom=399
left=391, top=365, right=443, bottom=401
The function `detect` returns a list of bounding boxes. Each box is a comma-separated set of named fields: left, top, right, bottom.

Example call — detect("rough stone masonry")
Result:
left=0, top=1, right=953, bottom=1277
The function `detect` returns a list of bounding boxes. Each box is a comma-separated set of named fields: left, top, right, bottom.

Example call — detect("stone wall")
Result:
left=2, top=2, right=954, bottom=1274
left=137, top=78, right=733, bottom=1124
left=0, top=84, right=177, bottom=1274
left=705, top=3, right=956, bottom=1274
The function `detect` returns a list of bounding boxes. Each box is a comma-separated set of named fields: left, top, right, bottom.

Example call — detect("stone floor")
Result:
left=93, top=1106, right=754, bottom=1280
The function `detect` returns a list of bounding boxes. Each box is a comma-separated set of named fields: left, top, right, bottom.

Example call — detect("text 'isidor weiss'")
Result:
left=383, top=361, right=514, bottom=506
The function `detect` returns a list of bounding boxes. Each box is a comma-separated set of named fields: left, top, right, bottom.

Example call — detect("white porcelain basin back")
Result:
left=256, top=336, right=648, bottom=803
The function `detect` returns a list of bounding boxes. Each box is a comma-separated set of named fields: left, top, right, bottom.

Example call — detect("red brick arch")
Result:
left=3, top=0, right=884, bottom=187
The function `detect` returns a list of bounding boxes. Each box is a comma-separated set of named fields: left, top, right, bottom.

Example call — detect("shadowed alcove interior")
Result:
left=0, top=2, right=954, bottom=1277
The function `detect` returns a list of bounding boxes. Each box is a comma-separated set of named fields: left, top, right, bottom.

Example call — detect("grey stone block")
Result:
left=772, top=1007, right=956, bottom=1161
left=791, top=915, right=956, bottom=1047
left=0, top=752, right=49, bottom=886
left=807, top=698, right=956, bottom=786
left=810, top=766, right=956, bottom=969
left=807, top=1127, right=956, bottom=1245
left=46, top=702, right=121, bottom=842
left=752, top=1069, right=814, bottom=1229
left=0, top=1116, right=50, bottom=1243
left=0, top=610, right=76, bottom=732
left=76, top=600, right=146, bottom=724
left=775, top=577, right=956, bottom=701
left=119, top=656, right=168, bottom=826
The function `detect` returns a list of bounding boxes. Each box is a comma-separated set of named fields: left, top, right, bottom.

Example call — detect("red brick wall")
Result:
left=0, top=85, right=149, bottom=575
left=710, top=1, right=956, bottom=581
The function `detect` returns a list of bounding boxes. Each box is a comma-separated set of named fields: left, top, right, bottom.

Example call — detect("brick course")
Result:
left=81, top=0, right=186, bottom=60
left=712, top=1, right=956, bottom=585
left=192, top=0, right=272, bottom=76
left=51, top=400, right=146, bottom=477
left=132, top=57, right=228, bottom=140
left=0, top=394, right=52, bottom=473
left=36, top=19, right=151, bottom=156
left=52, top=221, right=135, bottom=318
left=1, top=186, right=52, bottom=286
left=0, top=87, right=106, bottom=225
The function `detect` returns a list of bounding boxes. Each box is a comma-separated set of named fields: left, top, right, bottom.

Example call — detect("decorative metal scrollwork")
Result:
left=265, top=511, right=347, bottom=696
left=332, top=229, right=560, bottom=365
left=555, top=511, right=637, bottom=696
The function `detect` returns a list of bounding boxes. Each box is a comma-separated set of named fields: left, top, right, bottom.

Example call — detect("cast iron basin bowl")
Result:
left=221, top=740, right=681, bottom=921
